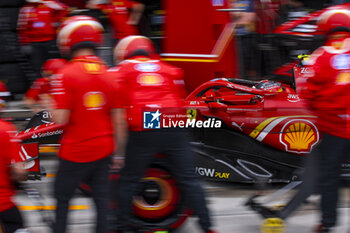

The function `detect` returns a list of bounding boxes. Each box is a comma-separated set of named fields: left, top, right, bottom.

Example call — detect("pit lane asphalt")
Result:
left=16, top=157, right=350, bottom=233
left=6, top=102, right=350, bottom=233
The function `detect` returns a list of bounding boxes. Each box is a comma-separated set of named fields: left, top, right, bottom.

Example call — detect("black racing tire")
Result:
left=78, top=166, right=192, bottom=231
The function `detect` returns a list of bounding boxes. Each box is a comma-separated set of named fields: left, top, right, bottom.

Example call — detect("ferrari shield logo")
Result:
left=187, top=109, right=197, bottom=120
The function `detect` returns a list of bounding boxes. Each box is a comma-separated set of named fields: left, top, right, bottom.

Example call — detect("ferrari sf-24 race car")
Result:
left=186, top=75, right=321, bottom=183
left=18, top=72, right=324, bottom=183
left=14, top=61, right=350, bottom=231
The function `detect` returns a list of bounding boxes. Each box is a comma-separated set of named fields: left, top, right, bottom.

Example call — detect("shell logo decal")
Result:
left=336, top=72, right=350, bottom=85
left=137, top=74, right=164, bottom=86
left=83, top=63, right=102, bottom=74
left=280, top=119, right=319, bottom=154
left=83, top=91, right=106, bottom=110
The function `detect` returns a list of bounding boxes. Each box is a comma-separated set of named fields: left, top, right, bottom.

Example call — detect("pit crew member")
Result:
left=252, top=7, right=350, bottom=233
left=300, top=8, right=350, bottom=233
left=110, top=35, right=218, bottom=233
left=24, top=58, right=67, bottom=112
left=0, top=81, right=10, bottom=108
left=18, top=0, right=69, bottom=75
left=0, top=99, right=27, bottom=233
left=49, top=16, right=119, bottom=233
left=87, top=0, right=139, bottom=42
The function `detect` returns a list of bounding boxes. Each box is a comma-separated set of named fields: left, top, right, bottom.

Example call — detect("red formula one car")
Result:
left=185, top=76, right=318, bottom=183
left=14, top=68, right=350, bottom=231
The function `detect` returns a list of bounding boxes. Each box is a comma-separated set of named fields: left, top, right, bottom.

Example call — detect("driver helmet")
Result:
left=256, top=80, right=283, bottom=92
left=113, top=35, right=158, bottom=64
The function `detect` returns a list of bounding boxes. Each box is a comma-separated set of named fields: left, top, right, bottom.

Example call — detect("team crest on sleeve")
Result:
left=83, top=91, right=106, bottom=110
left=135, top=63, right=160, bottom=72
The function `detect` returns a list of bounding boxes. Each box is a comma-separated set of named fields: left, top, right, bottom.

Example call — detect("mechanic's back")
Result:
left=299, top=8, right=350, bottom=233
left=112, top=51, right=186, bottom=131
left=52, top=57, right=116, bottom=162
left=49, top=16, right=118, bottom=233
left=110, top=36, right=217, bottom=233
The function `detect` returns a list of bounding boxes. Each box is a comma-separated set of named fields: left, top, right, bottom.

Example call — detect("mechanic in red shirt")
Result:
left=49, top=16, right=119, bottom=233
left=24, top=58, right=67, bottom=112
left=0, top=102, right=27, bottom=233
left=110, top=36, right=217, bottom=233
left=87, top=0, right=138, bottom=42
left=254, top=7, right=350, bottom=233
left=0, top=81, right=11, bottom=109
left=18, top=0, right=69, bottom=76
left=299, top=8, right=350, bottom=233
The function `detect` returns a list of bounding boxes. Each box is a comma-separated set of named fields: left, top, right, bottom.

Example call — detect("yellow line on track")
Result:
left=39, top=146, right=59, bottom=153
left=39, top=148, right=59, bottom=153
left=19, top=205, right=90, bottom=211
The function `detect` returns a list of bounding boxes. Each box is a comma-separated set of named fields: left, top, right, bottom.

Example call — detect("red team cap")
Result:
left=113, top=35, right=158, bottom=64
left=42, top=58, right=67, bottom=75
left=0, top=81, right=10, bottom=110
left=57, top=15, right=104, bottom=55
left=317, top=8, right=350, bottom=34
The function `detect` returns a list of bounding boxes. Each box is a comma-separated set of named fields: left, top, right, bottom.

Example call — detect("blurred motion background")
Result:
left=0, top=0, right=349, bottom=99
left=2, top=1, right=350, bottom=233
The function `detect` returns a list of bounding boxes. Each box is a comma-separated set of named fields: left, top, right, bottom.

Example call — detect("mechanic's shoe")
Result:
left=313, top=224, right=333, bottom=233
left=260, top=218, right=285, bottom=233
left=245, top=195, right=280, bottom=219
